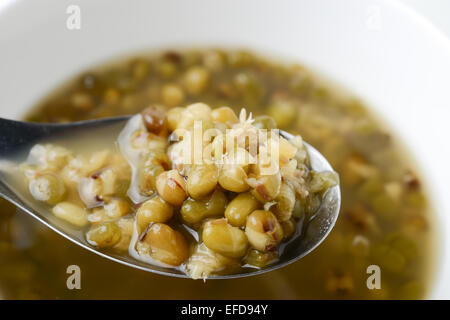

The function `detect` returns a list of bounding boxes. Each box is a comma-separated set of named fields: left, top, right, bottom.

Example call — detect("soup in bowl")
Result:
left=0, top=0, right=449, bottom=299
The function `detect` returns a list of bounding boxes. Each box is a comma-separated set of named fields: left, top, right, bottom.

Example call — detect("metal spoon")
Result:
left=0, top=116, right=340, bottom=279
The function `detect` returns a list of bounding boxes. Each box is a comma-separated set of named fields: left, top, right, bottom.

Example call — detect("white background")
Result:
left=401, top=0, right=450, bottom=37
left=0, top=0, right=449, bottom=299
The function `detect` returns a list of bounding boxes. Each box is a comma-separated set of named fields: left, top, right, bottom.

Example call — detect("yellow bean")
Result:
left=253, top=115, right=277, bottom=130
left=103, top=199, right=131, bottom=219
left=114, top=217, right=134, bottom=251
left=179, top=103, right=213, bottom=129
left=156, top=169, right=187, bottom=206
left=28, top=144, right=73, bottom=171
left=184, top=66, right=210, bottom=95
left=250, top=173, right=281, bottom=202
left=140, top=163, right=164, bottom=196
left=98, top=168, right=129, bottom=198
left=225, top=192, right=260, bottom=227
left=139, top=150, right=171, bottom=195
left=244, top=249, right=278, bottom=268
left=203, top=50, right=226, bottom=71
left=245, top=210, right=283, bottom=252
left=137, top=196, right=173, bottom=231
left=218, top=165, right=249, bottom=192
left=211, top=106, right=238, bottom=127
left=161, top=83, right=185, bottom=107
left=29, top=173, right=66, bottom=205
left=272, top=183, right=296, bottom=222
left=86, top=222, right=121, bottom=248
left=202, top=219, right=248, bottom=258
left=267, top=100, right=297, bottom=129
left=180, top=188, right=227, bottom=224
left=52, top=202, right=88, bottom=227
left=166, top=107, right=185, bottom=131
left=142, top=223, right=189, bottom=266
left=309, top=171, right=340, bottom=193
left=185, top=243, right=238, bottom=280
left=187, top=164, right=219, bottom=199
left=278, top=137, right=298, bottom=165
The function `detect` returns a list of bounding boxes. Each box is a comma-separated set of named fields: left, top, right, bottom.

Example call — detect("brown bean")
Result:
left=141, top=105, right=167, bottom=134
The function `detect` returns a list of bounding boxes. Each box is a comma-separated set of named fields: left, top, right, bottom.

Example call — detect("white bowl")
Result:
left=0, top=0, right=449, bottom=298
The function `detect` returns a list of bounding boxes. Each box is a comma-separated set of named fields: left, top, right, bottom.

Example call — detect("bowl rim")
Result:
left=386, top=0, right=450, bottom=299
left=1, top=0, right=450, bottom=299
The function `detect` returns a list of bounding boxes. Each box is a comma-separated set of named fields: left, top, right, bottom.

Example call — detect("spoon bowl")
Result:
left=0, top=116, right=340, bottom=279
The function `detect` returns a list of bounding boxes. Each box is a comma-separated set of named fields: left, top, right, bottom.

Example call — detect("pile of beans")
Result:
left=20, top=103, right=338, bottom=279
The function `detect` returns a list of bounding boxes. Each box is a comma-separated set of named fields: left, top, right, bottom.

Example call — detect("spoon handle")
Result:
left=0, top=116, right=131, bottom=155
left=0, top=118, right=53, bottom=154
